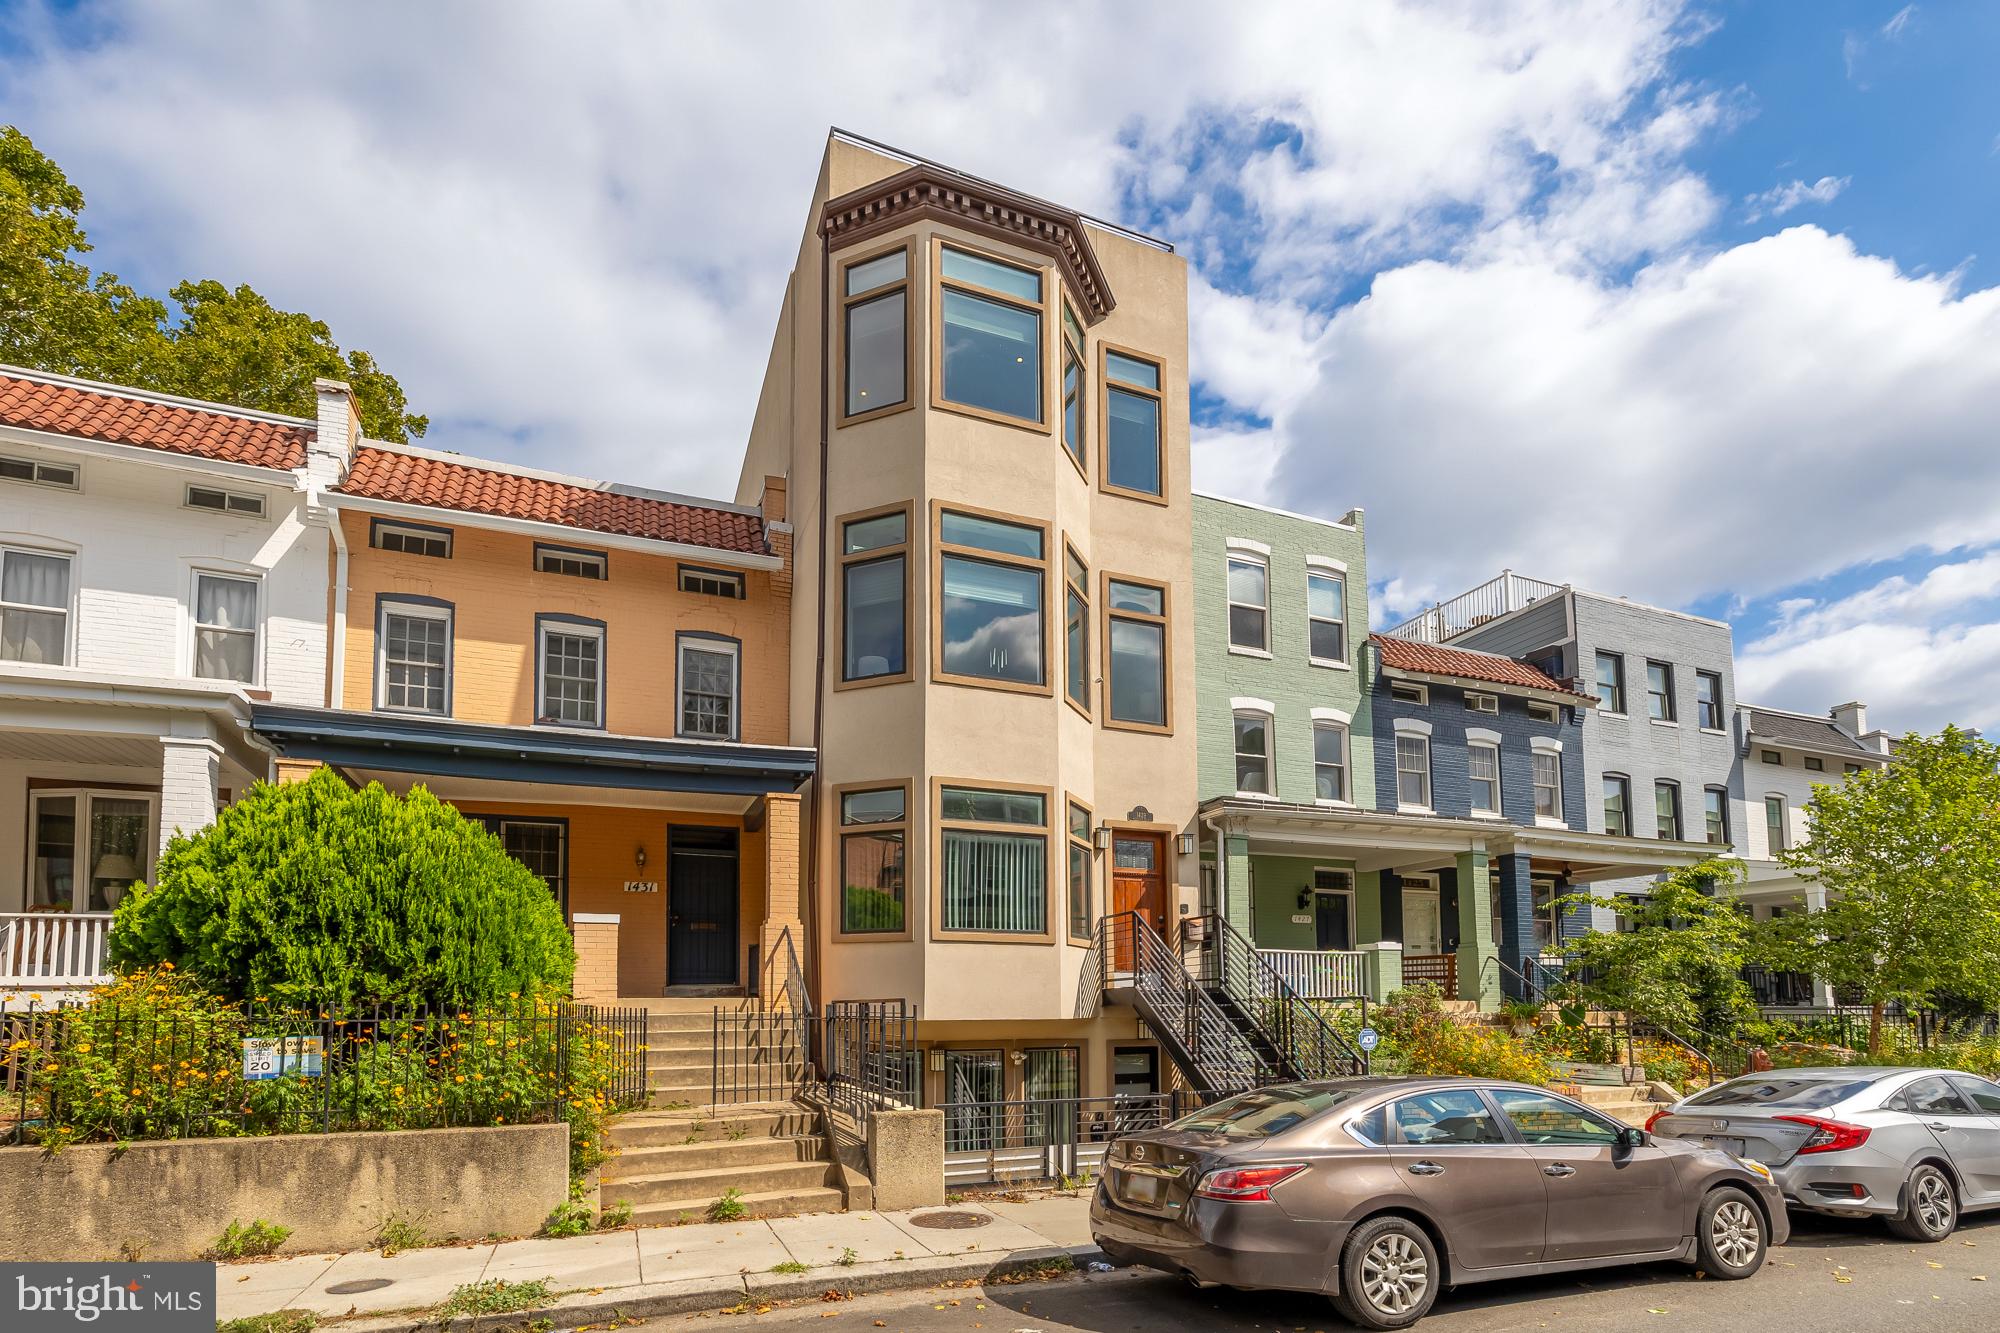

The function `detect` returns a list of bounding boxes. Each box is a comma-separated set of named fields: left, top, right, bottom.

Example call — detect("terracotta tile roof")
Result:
left=1748, top=709, right=1870, bottom=755
left=1371, top=634, right=1590, bottom=700
left=340, top=446, right=767, bottom=554
left=0, top=371, right=311, bottom=470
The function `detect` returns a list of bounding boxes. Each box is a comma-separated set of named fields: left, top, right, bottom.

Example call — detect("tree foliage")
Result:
left=0, top=126, right=426, bottom=440
left=109, top=768, right=574, bottom=1009
left=1758, top=726, right=2000, bottom=1054
left=1556, top=859, right=1755, bottom=1035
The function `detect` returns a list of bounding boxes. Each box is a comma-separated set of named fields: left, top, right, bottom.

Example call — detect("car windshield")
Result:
left=1168, top=1084, right=1359, bottom=1138
left=1684, top=1076, right=1873, bottom=1110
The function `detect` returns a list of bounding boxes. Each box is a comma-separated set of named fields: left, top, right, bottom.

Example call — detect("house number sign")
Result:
left=622, top=880, right=660, bottom=893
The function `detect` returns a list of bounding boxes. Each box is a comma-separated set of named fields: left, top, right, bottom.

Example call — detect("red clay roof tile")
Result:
left=0, top=372, right=311, bottom=470
left=339, top=447, right=766, bottom=554
left=1371, top=634, right=1590, bottom=700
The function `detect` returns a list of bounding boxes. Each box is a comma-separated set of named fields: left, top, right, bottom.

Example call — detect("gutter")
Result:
left=318, top=492, right=783, bottom=571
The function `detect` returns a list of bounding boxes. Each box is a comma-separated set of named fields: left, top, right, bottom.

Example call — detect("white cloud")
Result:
left=1742, top=174, right=1850, bottom=223
left=1882, top=5, right=1918, bottom=41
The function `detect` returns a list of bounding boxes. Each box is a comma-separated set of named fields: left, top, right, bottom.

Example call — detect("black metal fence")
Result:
left=939, top=1091, right=1213, bottom=1188
left=2, top=996, right=647, bottom=1146
left=710, top=1004, right=811, bottom=1106
left=823, top=999, right=918, bottom=1119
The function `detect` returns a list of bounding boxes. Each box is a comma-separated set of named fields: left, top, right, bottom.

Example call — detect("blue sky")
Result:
left=3, top=1, right=1997, bottom=734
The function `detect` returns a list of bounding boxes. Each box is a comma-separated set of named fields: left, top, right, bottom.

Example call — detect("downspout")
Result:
left=1202, top=810, right=1228, bottom=924
left=806, top=226, right=832, bottom=1009
left=324, top=493, right=349, bottom=709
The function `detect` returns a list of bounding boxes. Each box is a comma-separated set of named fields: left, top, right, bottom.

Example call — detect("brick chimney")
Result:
left=759, top=474, right=792, bottom=599
left=309, top=378, right=361, bottom=489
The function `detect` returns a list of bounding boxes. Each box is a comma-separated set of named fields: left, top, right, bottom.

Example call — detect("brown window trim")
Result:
left=929, top=500, right=1054, bottom=698
left=928, top=235, right=1052, bottom=435
left=837, top=236, right=917, bottom=429
left=930, top=776, right=1056, bottom=945
left=1097, top=341, right=1169, bottom=508
left=831, top=778, right=916, bottom=942
left=834, top=500, right=915, bottom=692
left=1065, top=791, right=1095, bottom=945
left=1099, top=569, right=1173, bottom=735
left=1060, top=299, right=1088, bottom=481
left=1062, top=538, right=1091, bottom=721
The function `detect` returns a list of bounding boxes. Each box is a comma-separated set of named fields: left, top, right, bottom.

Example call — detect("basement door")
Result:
left=667, top=825, right=739, bottom=986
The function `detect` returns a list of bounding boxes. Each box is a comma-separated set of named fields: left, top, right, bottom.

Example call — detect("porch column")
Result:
left=1223, top=833, right=1253, bottom=934
left=1360, top=941, right=1404, bottom=1003
left=158, top=736, right=221, bottom=858
left=1454, top=848, right=1498, bottom=1011
left=759, top=790, right=805, bottom=1006
left=572, top=913, right=622, bottom=1003
left=1493, top=854, right=1533, bottom=999
left=1805, top=885, right=1837, bottom=1007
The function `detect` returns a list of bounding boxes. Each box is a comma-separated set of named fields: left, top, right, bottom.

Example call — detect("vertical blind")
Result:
left=941, top=830, right=1046, bottom=933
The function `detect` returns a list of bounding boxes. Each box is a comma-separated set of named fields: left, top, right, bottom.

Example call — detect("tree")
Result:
left=110, top=767, right=575, bottom=1010
left=1758, top=726, right=2000, bottom=1057
left=1555, top=859, right=1755, bottom=1036
left=0, top=126, right=426, bottom=440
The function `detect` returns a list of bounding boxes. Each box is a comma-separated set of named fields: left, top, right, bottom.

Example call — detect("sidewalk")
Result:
left=219, top=1193, right=1098, bottom=1329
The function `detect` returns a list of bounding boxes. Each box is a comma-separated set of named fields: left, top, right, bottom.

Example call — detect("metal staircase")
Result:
left=1098, top=912, right=1267, bottom=1093
left=1179, top=913, right=1368, bottom=1081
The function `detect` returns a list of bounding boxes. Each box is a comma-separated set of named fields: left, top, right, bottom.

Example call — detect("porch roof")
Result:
left=249, top=704, right=815, bottom=796
left=1199, top=796, right=1726, bottom=881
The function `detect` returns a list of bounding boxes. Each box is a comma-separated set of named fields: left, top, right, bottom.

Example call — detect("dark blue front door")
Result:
left=668, top=826, right=739, bottom=986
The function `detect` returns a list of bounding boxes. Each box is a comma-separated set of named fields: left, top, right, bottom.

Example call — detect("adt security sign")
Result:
left=242, top=1036, right=324, bottom=1080
left=1357, top=1027, right=1380, bottom=1053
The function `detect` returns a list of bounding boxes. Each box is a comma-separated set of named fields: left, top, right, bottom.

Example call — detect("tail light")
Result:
left=1776, top=1115, right=1871, bottom=1155
left=1645, top=1110, right=1668, bottom=1133
left=1194, top=1163, right=1308, bottom=1202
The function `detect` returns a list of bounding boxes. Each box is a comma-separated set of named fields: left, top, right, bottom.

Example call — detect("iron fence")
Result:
left=710, top=1004, right=811, bottom=1106
left=939, top=1091, right=1213, bottom=1188
left=2, top=996, right=647, bottom=1146
left=822, top=999, right=918, bottom=1119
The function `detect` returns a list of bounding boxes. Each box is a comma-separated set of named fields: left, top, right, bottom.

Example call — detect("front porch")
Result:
left=250, top=704, right=815, bottom=1001
left=1202, top=798, right=1726, bottom=1010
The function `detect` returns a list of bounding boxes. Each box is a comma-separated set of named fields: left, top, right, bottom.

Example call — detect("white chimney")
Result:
left=1830, top=701, right=1867, bottom=738
left=309, top=378, right=361, bottom=489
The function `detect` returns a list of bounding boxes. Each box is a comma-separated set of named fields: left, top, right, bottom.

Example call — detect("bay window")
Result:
left=1063, top=545, right=1089, bottom=713
left=841, top=244, right=910, bottom=423
left=1061, top=302, right=1086, bottom=474
left=1104, top=576, right=1168, bottom=729
left=841, top=507, right=910, bottom=683
left=1101, top=348, right=1163, bottom=499
left=935, top=507, right=1047, bottom=689
left=839, top=786, right=907, bottom=934
left=937, top=244, right=1043, bottom=426
left=1067, top=798, right=1093, bottom=941
left=939, top=784, right=1049, bottom=935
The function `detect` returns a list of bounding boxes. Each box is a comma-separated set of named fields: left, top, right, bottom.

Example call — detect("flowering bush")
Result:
left=11, top=966, right=634, bottom=1175
left=1366, top=985, right=1553, bottom=1085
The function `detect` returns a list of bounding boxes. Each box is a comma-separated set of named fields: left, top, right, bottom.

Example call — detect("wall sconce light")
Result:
left=1094, top=826, right=1111, bottom=851
left=1297, top=887, right=1314, bottom=911
left=1177, top=832, right=1196, bottom=856
left=634, top=844, right=648, bottom=873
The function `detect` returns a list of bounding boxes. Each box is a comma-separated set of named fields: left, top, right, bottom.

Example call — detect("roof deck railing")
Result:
left=1382, top=569, right=1567, bottom=644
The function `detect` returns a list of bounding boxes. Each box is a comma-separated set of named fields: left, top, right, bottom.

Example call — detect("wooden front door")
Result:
left=1110, top=832, right=1167, bottom=971
left=667, top=825, right=739, bottom=987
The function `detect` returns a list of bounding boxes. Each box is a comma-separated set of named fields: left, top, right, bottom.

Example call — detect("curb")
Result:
left=325, top=1243, right=1105, bottom=1332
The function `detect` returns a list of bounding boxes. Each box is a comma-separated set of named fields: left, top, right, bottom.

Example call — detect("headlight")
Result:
left=1737, top=1158, right=1773, bottom=1182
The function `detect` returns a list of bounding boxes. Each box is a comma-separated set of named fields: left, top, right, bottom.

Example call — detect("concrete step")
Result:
left=610, top=1105, right=817, bottom=1147
left=621, top=1186, right=844, bottom=1227
left=1569, top=1083, right=1654, bottom=1106
left=603, top=1135, right=825, bottom=1179
left=604, top=1159, right=834, bottom=1206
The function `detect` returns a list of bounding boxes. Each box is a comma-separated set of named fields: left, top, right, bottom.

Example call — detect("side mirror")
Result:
left=1616, top=1126, right=1646, bottom=1150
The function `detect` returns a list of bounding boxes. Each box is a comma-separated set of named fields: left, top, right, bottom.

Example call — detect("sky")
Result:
left=3, top=0, right=1997, bottom=736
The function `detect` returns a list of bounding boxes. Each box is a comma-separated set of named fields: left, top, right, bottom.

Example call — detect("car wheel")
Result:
left=1330, top=1215, right=1440, bottom=1330
left=1888, top=1164, right=1958, bottom=1242
left=1693, top=1187, right=1767, bottom=1280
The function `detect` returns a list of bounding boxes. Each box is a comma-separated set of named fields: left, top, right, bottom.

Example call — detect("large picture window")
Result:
left=378, top=600, right=451, bottom=714
left=192, top=572, right=259, bottom=683
left=677, top=636, right=739, bottom=739
left=938, top=785, right=1049, bottom=935
left=840, top=786, right=907, bottom=934
left=1061, top=302, right=1086, bottom=474
left=27, top=789, right=153, bottom=913
left=937, top=244, right=1043, bottom=426
left=1104, top=576, right=1168, bottom=730
left=841, top=507, right=909, bottom=684
left=1063, top=545, right=1089, bottom=714
left=1, top=547, right=70, bottom=665
left=842, top=245, right=910, bottom=422
left=1101, top=348, right=1163, bottom=499
left=537, top=617, right=604, bottom=728
left=935, top=507, right=1047, bottom=690
left=1307, top=568, right=1347, bottom=663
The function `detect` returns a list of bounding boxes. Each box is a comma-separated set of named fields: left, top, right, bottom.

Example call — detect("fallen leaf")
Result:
left=1927, top=1262, right=1944, bottom=1269
left=1973, top=1276, right=1988, bottom=1282
left=1833, top=1275, right=1853, bottom=1283
left=1647, top=1308, right=1670, bottom=1315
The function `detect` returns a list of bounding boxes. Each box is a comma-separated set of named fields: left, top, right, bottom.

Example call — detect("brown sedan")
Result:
left=1090, top=1077, right=1787, bottom=1329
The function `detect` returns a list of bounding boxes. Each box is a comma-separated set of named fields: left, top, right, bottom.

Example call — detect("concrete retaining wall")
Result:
left=0, top=1123, right=568, bottom=1262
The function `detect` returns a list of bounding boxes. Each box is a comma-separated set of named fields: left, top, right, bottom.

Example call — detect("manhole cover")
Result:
left=907, top=1210, right=991, bottom=1230
left=325, top=1279, right=395, bottom=1295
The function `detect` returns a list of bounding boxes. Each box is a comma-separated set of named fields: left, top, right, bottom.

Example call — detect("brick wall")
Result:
left=1367, top=663, right=1587, bottom=829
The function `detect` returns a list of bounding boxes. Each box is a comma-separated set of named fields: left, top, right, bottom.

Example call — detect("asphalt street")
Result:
left=689, top=1210, right=2000, bottom=1332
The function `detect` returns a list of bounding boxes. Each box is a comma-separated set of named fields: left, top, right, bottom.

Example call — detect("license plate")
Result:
left=1701, top=1136, right=1748, bottom=1157
left=1117, top=1170, right=1165, bottom=1207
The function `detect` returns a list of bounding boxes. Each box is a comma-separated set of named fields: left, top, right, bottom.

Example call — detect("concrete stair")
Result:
left=1568, top=1081, right=1666, bottom=1129
left=600, top=1007, right=836, bottom=1225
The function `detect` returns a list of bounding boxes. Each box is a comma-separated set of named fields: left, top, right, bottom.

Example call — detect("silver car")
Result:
left=1650, top=1067, right=2000, bottom=1241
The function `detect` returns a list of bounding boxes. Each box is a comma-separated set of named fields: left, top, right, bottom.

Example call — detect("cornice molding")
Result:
left=820, top=165, right=1116, bottom=320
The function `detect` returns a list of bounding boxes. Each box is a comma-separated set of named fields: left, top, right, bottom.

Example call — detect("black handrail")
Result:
left=1098, top=912, right=1265, bottom=1093
left=1180, top=914, right=1367, bottom=1078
